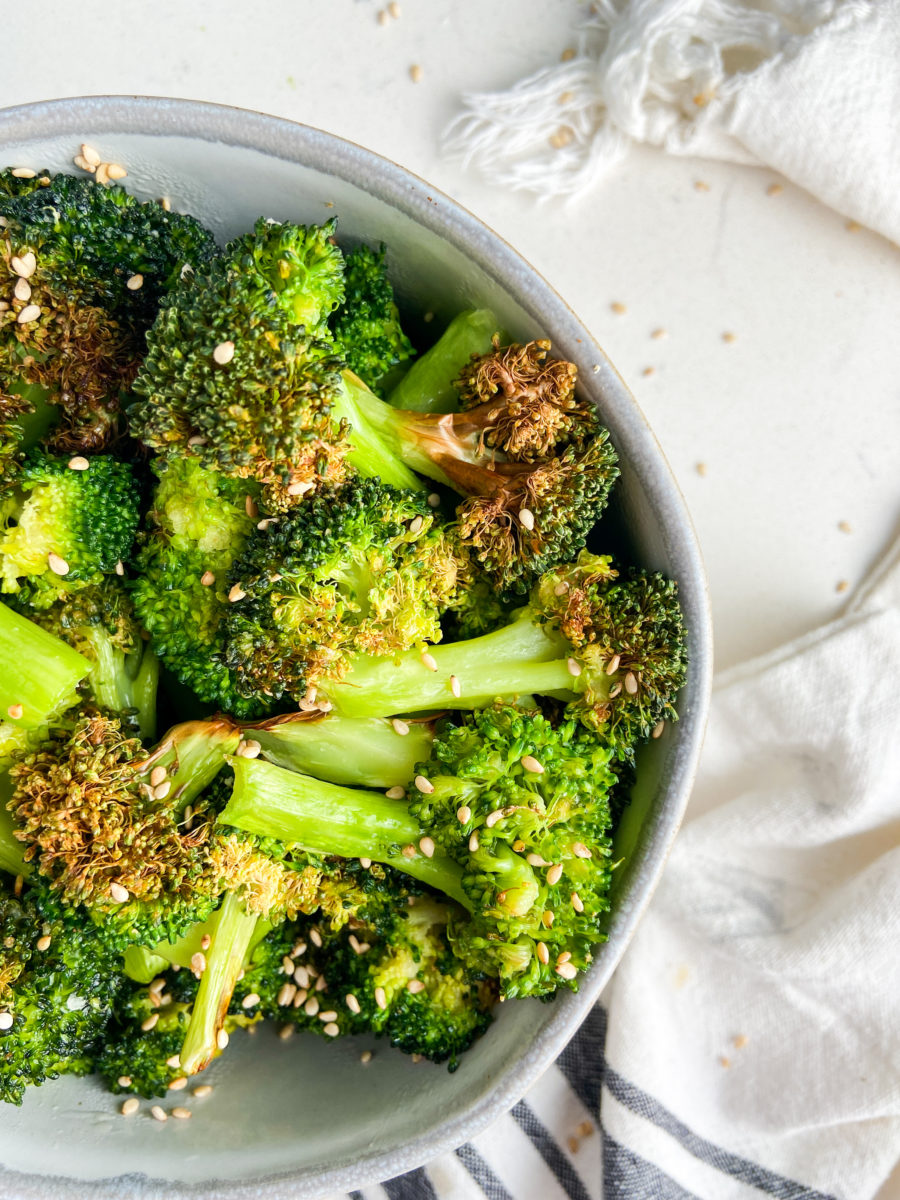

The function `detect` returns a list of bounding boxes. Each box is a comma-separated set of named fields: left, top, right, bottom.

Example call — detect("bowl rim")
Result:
left=0, top=95, right=713, bottom=1199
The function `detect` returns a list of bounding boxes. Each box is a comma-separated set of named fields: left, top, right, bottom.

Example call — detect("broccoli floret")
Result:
left=0, top=450, right=140, bottom=607
left=223, top=479, right=461, bottom=709
left=330, top=243, right=414, bottom=395
left=129, top=219, right=352, bottom=508
left=0, top=877, right=123, bottom=1104
left=0, top=169, right=217, bottom=469
left=130, top=457, right=260, bottom=718
left=325, top=552, right=688, bottom=757
left=13, top=581, right=159, bottom=739
left=221, top=703, right=617, bottom=999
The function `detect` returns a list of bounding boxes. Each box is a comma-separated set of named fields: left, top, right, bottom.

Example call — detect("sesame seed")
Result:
left=277, top=982, right=297, bottom=1007
left=605, top=654, right=621, bottom=676
left=191, top=952, right=207, bottom=975
left=554, top=581, right=570, bottom=596
left=80, top=144, right=101, bottom=166
left=642, top=367, right=655, bottom=378
left=571, top=842, right=592, bottom=859
left=374, top=986, right=387, bottom=1011
left=16, top=304, right=41, bottom=325
left=323, top=1021, right=340, bottom=1036
left=160, top=197, right=171, bottom=211
left=836, top=579, right=850, bottom=593
left=278, top=1024, right=295, bottom=1040
left=556, top=961, right=578, bottom=980
left=36, top=934, right=51, bottom=952
left=106, top=163, right=127, bottom=181
left=292, top=941, right=307, bottom=958
left=571, top=891, right=585, bottom=913
left=141, top=1014, right=159, bottom=1032
left=193, top=1084, right=214, bottom=1097
left=292, top=988, right=308, bottom=1008
left=469, top=832, right=479, bottom=852
left=549, top=127, right=574, bottom=149
left=542, top=910, right=555, bottom=928
left=11, top=168, right=35, bottom=179
left=838, top=520, right=852, bottom=533
left=766, top=182, right=784, bottom=197
left=359, top=858, right=372, bottom=870
left=520, top=755, right=544, bottom=774
left=651, top=327, right=667, bottom=339
left=537, top=942, right=550, bottom=965
left=94, top=164, right=111, bottom=186
left=293, top=964, right=310, bottom=988
left=13, top=877, right=22, bottom=898
left=150, top=1105, right=168, bottom=1122
left=419, top=837, right=435, bottom=858
left=165, top=1053, right=181, bottom=1068
left=281, top=955, right=295, bottom=974
left=171, top=1106, right=191, bottom=1120
left=547, top=864, right=563, bottom=886
left=391, top=718, right=410, bottom=736
left=123, top=276, right=145, bottom=296
left=216, top=1028, right=229, bottom=1050
left=561, top=46, right=576, bottom=61
left=609, top=682, right=623, bottom=698
left=187, top=434, right=207, bottom=447
left=722, top=331, right=737, bottom=343
left=457, top=805, right=471, bottom=824
left=558, top=90, right=574, bottom=104
left=240, top=739, right=262, bottom=758
left=168, top=1077, right=187, bottom=1091
left=200, top=933, right=211, bottom=951
left=409, top=64, right=423, bottom=83
left=846, top=219, right=862, bottom=232
left=304, top=995, right=320, bottom=1017
left=610, top=301, right=627, bottom=315
left=109, top=882, right=129, bottom=904
left=388, top=0, right=401, bottom=14
left=117, top=1075, right=133, bottom=1088
left=318, top=1010, right=338, bottom=1023
left=624, top=672, right=638, bottom=695
left=567, top=657, right=582, bottom=678
left=401, top=843, right=417, bottom=858
left=115, top=560, right=125, bottom=576
left=13, top=278, right=31, bottom=302
left=11, top=252, right=36, bottom=279
left=46, top=551, right=69, bottom=576
left=73, top=155, right=95, bottom=173
left=121, top=1097, right=140, bottom=1116
left=153, top=780, right=171, bottom=800
left=228, top=584, right=246, bottom=603
left=518, top=507, right=535, bottom=531
left=449, top=674, right=462, bottom=698
left=420, top=651, right=438, bottom=671
left=377, top=8, right=389, bottom=24
left=527, top=853, right=549, bottom=867
left=567, top=1135, right=579, bottom=1153
left=149, top=766, right=167, bottom=788
left=427, top=493, right=441, bottom=508
left=414, top=775, right=435, bottom=794
left=242, top=992, right=261, bottom=1009
left=198, top=571, right=215, bottom=590
left=385, top=786, right=406, bottom=802
left=408, top=515, right=423, bottom=534
left=652, top=719, right=666, bottom=739
left=309, top=927, right=323, bottom=948
left=213, top=341, right=235, bottom=365
left=6, top=704, right=23, bottom=720
left=719, top=1055, right=732, bottom=1068
left=733, top=1033, right=749, bottom=1049
left=577, top=1120, right=594, bottom=1138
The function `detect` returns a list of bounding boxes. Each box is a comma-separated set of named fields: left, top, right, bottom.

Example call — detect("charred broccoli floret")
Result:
left=223, top=479, right=461, bottom=709
left=326, top=552, right=687, bottom=756
left=0, top=449, right=140, bottom=607
left=330, top=243, right=414, bottom=395
left=221, top=704, right=617, bottom=999
left=0, top=878, right=123, bottom=1104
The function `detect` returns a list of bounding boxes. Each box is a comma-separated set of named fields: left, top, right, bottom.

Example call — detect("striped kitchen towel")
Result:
left=358, top=535, right=900, bottom=1199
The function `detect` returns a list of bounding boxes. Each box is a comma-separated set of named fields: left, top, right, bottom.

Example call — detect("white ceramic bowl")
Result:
left=0, top=96, right=712, bottom=1199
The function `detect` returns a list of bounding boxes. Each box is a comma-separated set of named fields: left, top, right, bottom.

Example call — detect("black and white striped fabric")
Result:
left=348, top=538, right=900, bottom=1200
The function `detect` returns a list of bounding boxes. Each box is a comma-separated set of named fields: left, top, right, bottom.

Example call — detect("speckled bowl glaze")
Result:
left=0, top=97, right=712, bottom=1200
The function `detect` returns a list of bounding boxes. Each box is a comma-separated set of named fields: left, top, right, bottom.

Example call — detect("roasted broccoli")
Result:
left=223, top=479, right=461, bottom=709
left=0, top=449, right=140, bottom=608
left=330, top=243, right=414, bottom=395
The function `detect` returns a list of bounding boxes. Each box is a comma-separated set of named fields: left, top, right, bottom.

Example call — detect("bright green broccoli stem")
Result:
left=81, top=631, right=160, bottom=741
left=0, top=600, right=89, bottom=729
left=326, top=612, right=574, bottom=719
left=0, top=775, right=27, bottom=877
left=387, top=310, right=501, bottom=414
left=330, top=374, right=425, bottom=491
left=247, top=711, right=436, bottom=788
left=179, top=891, right=260, bottom=1076
left=223, top=758, right=469, bottom=907
left=135, top=718, right=242, bottom=816
left=126, top=910, right=271, bottom=983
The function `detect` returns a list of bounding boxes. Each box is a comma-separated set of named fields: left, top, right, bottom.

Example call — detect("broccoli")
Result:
left=129, top=218, right=357, bottom=507
left=386, top=309, right=500, bottom=414
left=221, top=703, right=617, bottom=999
left=223, top=479, right=461, bottom=709
left=323, top=552, right=688, bottom=756
left=330, top=243, right=414, bottom=395
left=0, top=449, right=140, bottom=608
left=130, top=457, right=260, bottom=718
left=14, top=581, right=159, bottom=739
left=238, top=877, right=495, bottom=1068
left=0, top=598, right=89, bottom=746
left=0, top=169, right=217, bottom=470
left=0, top=877, right=124, bottom=1104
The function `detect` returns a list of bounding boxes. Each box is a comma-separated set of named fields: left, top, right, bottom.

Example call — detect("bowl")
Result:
left=0, top=96, right=712, bottom=1199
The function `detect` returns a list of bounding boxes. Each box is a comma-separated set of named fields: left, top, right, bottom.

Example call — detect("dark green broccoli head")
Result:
left=223, top=478, right=461, bottom=708
left=129, top=223, right=350, bottom=506
left=532, top=552, right=688, bottom=750
left=130, top=457, right=261, bottom=718
left=330, top=243, right=414, bottom=395
left=0, top=877, right=123, bottom=1104
left=409, top=704, right=616, bottom=998
left=0, top=450, right=140, bottom=608
left=96, top=969, right=194, bottom=1098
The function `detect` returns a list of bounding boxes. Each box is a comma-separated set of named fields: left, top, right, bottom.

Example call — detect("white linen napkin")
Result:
left=444, top=0, right=900, bottom=244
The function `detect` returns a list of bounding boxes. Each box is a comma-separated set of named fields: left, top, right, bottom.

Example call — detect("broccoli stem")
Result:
left=387, top=309, right=501, bottom=414
left=331, top=375, right=426, bottom=492
left=0, top=775, right=27, bottom=877
left=222, top=758, right=469, bottom=907
left=0, top=601, right=89, bottom=729
left=179, top=891, right=260, bottom=1076
left=82, top=632, right=159, bottom=741
left=135, top=719, right=242, bottom=816
left=246, top=711, right=435, bottom=788
left=326, top=613, right=578, bottom=719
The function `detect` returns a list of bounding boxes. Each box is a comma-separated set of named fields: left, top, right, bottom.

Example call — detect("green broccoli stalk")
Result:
left=0, top=449, right=140, bottom=608
left=0, top=599, right=89, bottom=737
left=329, top=243, right=415, bottom=395
left=386, top=309, right=501, bottom=414
left=223, top=479, right=461, bottom=709
left=0, top=877, right=124, bottom=1104
left=324, top=552, right=688, bottom=756
left=221, top=705, right=616, bottom=998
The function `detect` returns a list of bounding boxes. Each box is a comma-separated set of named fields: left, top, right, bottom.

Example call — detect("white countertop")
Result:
left=3, top=0, right=898, bottom=666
